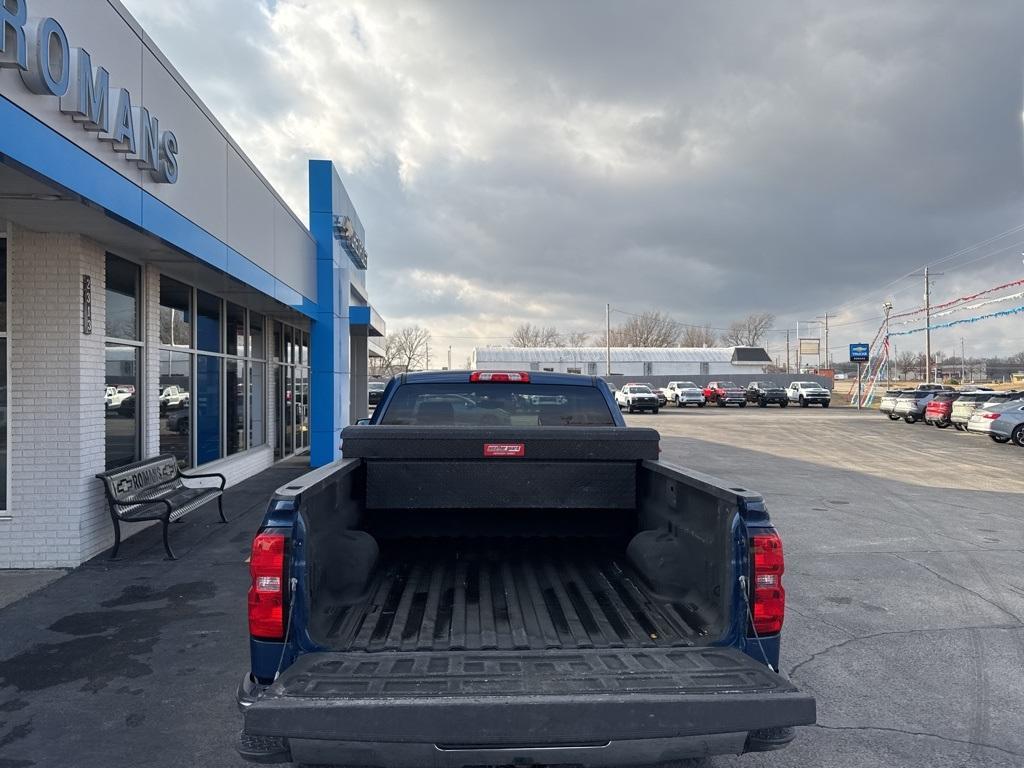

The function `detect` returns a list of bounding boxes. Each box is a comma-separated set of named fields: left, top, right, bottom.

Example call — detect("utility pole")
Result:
left=605, top=303, right=611, bottom=376
left=883, top=302, right=893, bottom=390
left=816, top=313, right=830, bottom=369
left=425, top=342, right=430, bottom=371
left=961, top=337, right=966, bottom=383
left=786, top=330, right=791, bottom=374
left=924, top=266, right=931, bottom=383
left=447, top=345, right=452, bottom=371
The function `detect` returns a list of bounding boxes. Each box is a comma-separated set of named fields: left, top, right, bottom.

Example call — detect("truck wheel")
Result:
left=780, top=400, right=788, bottom=407
left=935, top=420, right=950, bottom=429
left=698, top=401, right=706, bottom=407
left=799, top=397, right=808, bottom=407
left=888, top=413, right=900, bottom=420
left=821, top=401, right=830, bottom=409
left=652, top=407, right=660, bottom=414
left=717, top=400, right=726, bottom=407
left=627, top=403, right=634, bottom=414
left=991, top=434, right=1010, bottom=444
left=758, top=400, right=767, bottom=407
left=738, top=401, right=747, bottom=408
left=676, top=398, right=684, bottom=408
left=904, top=415, right=916, bottom=424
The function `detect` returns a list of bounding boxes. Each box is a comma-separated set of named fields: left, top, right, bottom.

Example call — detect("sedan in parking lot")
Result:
left=967, top=401, right=1024, bottom=444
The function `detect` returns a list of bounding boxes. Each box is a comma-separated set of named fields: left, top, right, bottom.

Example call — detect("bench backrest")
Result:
left=96, top=455, right=181, bottom=507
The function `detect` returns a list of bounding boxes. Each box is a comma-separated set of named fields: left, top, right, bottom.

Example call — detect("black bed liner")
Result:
left=321, top=539, right=708, bottom=652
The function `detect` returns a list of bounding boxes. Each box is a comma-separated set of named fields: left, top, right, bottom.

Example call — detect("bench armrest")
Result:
left=178, top=471, right=227, bottom=490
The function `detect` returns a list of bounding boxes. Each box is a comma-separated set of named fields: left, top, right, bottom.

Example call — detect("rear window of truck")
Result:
left=378, top=383, right=616, bottom=426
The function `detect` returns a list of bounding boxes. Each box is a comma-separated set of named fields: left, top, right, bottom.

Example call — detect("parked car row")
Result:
left=612, top=380, right=832, bottom=413
left=881, top=384, right=1024, bottom=447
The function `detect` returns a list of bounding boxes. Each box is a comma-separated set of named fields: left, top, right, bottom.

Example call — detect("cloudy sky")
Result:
left=123, top=0, right=1024, bottom=366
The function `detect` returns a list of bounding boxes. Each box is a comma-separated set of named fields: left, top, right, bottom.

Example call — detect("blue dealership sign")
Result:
left=849, top=343, right=870, bottom=363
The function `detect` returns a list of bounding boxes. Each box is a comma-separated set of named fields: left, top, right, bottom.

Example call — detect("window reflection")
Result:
left=159, top=350, right=191, bottom=466
left=159, top=277, right=191, bottom=348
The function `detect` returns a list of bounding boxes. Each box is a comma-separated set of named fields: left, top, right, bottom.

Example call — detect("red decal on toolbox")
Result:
left=483, top=443, right=525, bottom=458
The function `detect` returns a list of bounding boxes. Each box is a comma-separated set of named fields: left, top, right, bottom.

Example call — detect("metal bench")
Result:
left=96, top=454, right=227, bottom=560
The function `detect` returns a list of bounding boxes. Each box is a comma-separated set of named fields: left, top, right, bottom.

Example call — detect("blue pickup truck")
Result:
left=237, top=371, right=815, bottom=766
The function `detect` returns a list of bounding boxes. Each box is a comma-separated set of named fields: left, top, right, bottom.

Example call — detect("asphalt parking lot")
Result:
left=0, top=411, right=1021, bottom=768
left=626, top=406, right=1024, bottom=767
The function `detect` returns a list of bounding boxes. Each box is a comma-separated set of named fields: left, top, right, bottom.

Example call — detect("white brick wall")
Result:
left=0, top=227, right=288, bottom=569
left=0, top=225, right=107, bottom=568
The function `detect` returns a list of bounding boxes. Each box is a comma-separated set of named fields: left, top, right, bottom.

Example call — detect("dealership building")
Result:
left=0, top=0, right=384, bottom=567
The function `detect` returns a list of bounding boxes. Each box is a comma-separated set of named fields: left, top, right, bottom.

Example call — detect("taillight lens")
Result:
left=981, top=413, right=999, bottom=420
left=248, top=532, right=287, bottom=640
left=470, top=371, right=530, bottom=383
left=750, top=531, right=785, bottom=635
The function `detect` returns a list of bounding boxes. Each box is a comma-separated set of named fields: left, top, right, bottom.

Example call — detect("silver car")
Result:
left=966, top=401, right=1024, bottom=444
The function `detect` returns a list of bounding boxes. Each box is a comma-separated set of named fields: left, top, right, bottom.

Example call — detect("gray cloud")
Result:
left=124, top=0, right=1024, bottom=362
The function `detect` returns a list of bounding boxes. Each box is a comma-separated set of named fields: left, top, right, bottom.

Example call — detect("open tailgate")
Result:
left=244, top=646, right=815, bottom=745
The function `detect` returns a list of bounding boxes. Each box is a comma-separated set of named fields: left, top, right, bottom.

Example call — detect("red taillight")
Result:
left=248, top=532, right=287, bottom=640
left=470, top=371, right=530, bottom=383
left=981, top=413, right=999, bottom=420
left=750, top=532, right=785, bottom=635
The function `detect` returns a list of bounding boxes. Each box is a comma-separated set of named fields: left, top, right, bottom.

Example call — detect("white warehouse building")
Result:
left=472, top=347, right=773, bottom=377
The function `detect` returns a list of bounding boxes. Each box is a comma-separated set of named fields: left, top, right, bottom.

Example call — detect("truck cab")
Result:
left=237, top=371, right=815, bottom=766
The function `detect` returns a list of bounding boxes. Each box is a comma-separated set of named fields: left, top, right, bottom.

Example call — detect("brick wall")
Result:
left=0, top=227, right=288, bottom=569
left=0, top=225, right=107, bottom=568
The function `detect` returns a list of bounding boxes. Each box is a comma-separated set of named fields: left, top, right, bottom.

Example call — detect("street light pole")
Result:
left=961, top=337, right=966, bottom=383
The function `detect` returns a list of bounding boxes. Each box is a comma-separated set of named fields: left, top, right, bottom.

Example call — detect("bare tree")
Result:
left=720, top=313, right=775, bottom=347
left=679, top=324, right=718, bottom=347
left=510, top=323, right=562, bottom=347
left=597, top=311, right=680, bottom=347
left=895, top=350, right=917, bottom=380
left=563, top=330, right=591, bottom=346
left=388, top=326, right=432, bottom=372
left=369, top=333, right=402, bottom=377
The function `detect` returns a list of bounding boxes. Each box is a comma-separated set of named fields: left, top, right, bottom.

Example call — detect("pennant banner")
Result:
left=888, top=303, right=1024, bottom=337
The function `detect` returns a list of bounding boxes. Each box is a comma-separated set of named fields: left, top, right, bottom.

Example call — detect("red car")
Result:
left=924, top=391, right=960, bottom=428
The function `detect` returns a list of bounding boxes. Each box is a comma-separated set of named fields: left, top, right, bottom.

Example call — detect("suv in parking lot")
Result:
left=950, top=390, right=995, bottom=431
left=704, top=381, right=747, bottom=407
left=615, top=383, right=660, bottom=413
left=786, top=381, right=831, bottom=408
left=879, top=389, right=908, bottom=420
left=924, top=391, right=960, bottom=428
left=746, top=381, right=789, bottom=407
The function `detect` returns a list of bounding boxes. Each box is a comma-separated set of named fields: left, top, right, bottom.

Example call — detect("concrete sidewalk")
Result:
left=0, top=457, right=309, bottom=768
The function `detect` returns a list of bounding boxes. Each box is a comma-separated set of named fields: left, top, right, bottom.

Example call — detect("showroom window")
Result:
left=0, top=235, right=6, bottom=512
left=272, top=321, right=310, bottom=460
left=104, top=254, right=143, bottom=470
left=157, top=277, right=267, bottom=468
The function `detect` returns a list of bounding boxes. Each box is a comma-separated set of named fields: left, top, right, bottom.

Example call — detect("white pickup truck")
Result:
left=786, top=381, right=831, bottom=408
left=662, top=381, right=706, bottom=407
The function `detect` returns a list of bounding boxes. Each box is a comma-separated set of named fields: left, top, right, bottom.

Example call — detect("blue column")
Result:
left=308, top=160, right=351, bottom=466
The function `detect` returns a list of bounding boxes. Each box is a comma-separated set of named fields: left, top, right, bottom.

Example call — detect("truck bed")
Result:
left=320, top=538, right=708, bottom=652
